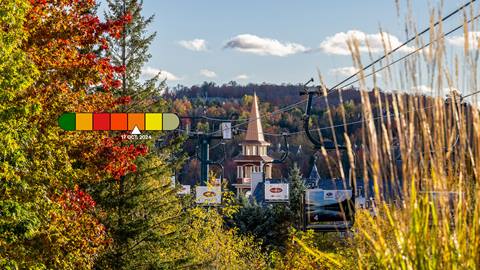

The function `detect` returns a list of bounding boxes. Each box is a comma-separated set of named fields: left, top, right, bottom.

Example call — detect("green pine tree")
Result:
left=105, top=0, right=164, bottom=102
left=289, top=163, right=305, bottom=229
left=92, top=1, right=189, bottom=268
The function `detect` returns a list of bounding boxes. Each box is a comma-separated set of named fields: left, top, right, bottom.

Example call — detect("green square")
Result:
left=58, top=113, right=76, bottom=131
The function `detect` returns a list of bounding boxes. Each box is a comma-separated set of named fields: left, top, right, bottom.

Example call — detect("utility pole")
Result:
left=195, top=132, right=224, bottom=185
left=182, top=117, right=231, bottom=185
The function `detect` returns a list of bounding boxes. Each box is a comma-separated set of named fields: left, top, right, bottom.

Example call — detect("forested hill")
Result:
left=165, top=82, right=397, bottom=183
left=165, top=81, right=370, bottom=108
left=166, top=82, right=443, bottom=184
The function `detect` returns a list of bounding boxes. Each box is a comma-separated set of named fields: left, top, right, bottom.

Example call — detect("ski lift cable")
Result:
left=461, top=90, right=480, bottom=100
left=204, top=1, right=473, bottom=135
left=191, top=1, right=475, bottom=138
left=328, top=0, right=476, bottom=92
left=290, top=12, right=480, bottom=139
left=203, top=99, right=308, bottom=136
left=306, top=0, right=477, bottom=110
left=199, top=115, right=244, bottom=122
left=243, top=87, right=480, bottom=138
left=180, top=81, right=480, bottom=138
left=182, top=87, right=480, bottom=141
left=335, top=13, right=480, bottom=91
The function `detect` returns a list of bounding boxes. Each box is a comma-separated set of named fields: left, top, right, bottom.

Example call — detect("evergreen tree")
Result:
left=227, top=165, right=306, bottom=252
left=105, top=0, right=163, bottom=100
left=289, top=163, right=305, bottom=228
left=93, top=0, right=188, bottom=268
left=228, top=201, right=293, bottom=252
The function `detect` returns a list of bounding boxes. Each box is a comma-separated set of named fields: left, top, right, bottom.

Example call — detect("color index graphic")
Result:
left=58, top=113, right=180, bottom=132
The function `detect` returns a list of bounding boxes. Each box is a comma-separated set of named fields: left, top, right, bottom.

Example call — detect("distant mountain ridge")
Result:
left=166, top=82, right=370, bottom=108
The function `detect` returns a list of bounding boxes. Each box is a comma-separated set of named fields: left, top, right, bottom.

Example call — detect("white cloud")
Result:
left=224, top=34, right=308, bottom=56
left=200, top=69, right=217, bottom=78
left=393, top=85, right=433, bottom=95
left=235, top=74, right=249, bottom=80
left=178, top=39, right=207, bottom=51
left=393, top=85, right=455, bottom=96
left=330, top=66, right=359, bottom=77
left=410, top=85, right=432, bottom=94
left=141, top=66, right=180, bottom=81
left=447, top=31, right=480, bottom=48
left=320, top=30, right=414, bottom=55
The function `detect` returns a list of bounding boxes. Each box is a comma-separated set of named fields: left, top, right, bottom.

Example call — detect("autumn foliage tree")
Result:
left=0, top=1, right=41, bottom=268
left=89, top=1, right=189, bottom=268
left=1, top=0, right=146, bottom=268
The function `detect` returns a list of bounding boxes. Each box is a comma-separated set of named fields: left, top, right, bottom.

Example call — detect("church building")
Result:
left=233, top=93, right=273, bottom=194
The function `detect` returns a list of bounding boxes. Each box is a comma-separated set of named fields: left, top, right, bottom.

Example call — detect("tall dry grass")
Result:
left=304, top=1, right=480, bottom=269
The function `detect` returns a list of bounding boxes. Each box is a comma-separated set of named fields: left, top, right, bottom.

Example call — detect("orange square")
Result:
left=76, top=113, right=92, bottom=130
left=128, top=113, right=145, bottom=130
left=111, top=113, right=127, bottom=130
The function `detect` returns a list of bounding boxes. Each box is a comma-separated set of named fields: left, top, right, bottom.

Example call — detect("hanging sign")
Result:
left=305, top=189, right=354, bottom=227
left=265, top=183, right=289, bottom=201
left=221, top=122, right=232, bottom=140
left=195, top=186, right=222, bottom=204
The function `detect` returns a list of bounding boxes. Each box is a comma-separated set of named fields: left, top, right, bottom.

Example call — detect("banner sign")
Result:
left=323, top=190, right=351, bottom=201
left=265, top=183, right=289, bottom=201
left=221, top=122, right=232, bottom=140
left=305, top=189, right=353, bottom=226
left=195, top=186, right=221, bottom=204
left=177, top=185, right=191, bottom=195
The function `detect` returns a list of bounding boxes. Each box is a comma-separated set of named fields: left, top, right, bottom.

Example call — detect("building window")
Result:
left=245, top=166, right=252, bottom=178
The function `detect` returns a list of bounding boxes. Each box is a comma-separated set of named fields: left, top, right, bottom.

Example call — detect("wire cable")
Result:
left=330, top=0, right=476, bottom=91
left=191, top=1, right=476, bottom=137
left=199, top=115, right=243, bottom=122
left=254, top=88, right=480, bottom=138
left=204, top=99, right=308, bottom=135
left=461, top=90, right=480, bottom=99
left=338, top=13, right=480, bottom=90
left=208, top=0, right=476, bottom=134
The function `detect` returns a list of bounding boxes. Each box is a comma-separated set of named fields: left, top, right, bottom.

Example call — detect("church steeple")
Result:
left=233, top=92, right=273, bottom=195
left=305, top=163, right=321, bottom=188
left=245, top=92, right=268, bottom=144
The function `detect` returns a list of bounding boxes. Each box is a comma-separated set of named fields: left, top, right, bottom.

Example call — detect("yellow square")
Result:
left=76, top=113, right=93, bottom=130
left=145, top=113, right=162, bottom=130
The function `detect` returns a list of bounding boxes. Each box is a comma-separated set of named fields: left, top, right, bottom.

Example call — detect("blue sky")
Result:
left=101, top=0, right=470, bottom=88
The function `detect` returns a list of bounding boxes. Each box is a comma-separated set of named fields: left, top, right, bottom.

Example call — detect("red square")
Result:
left=93, top=113, right=110, bottom=131
left=111, top=113, right=128, bottom=130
